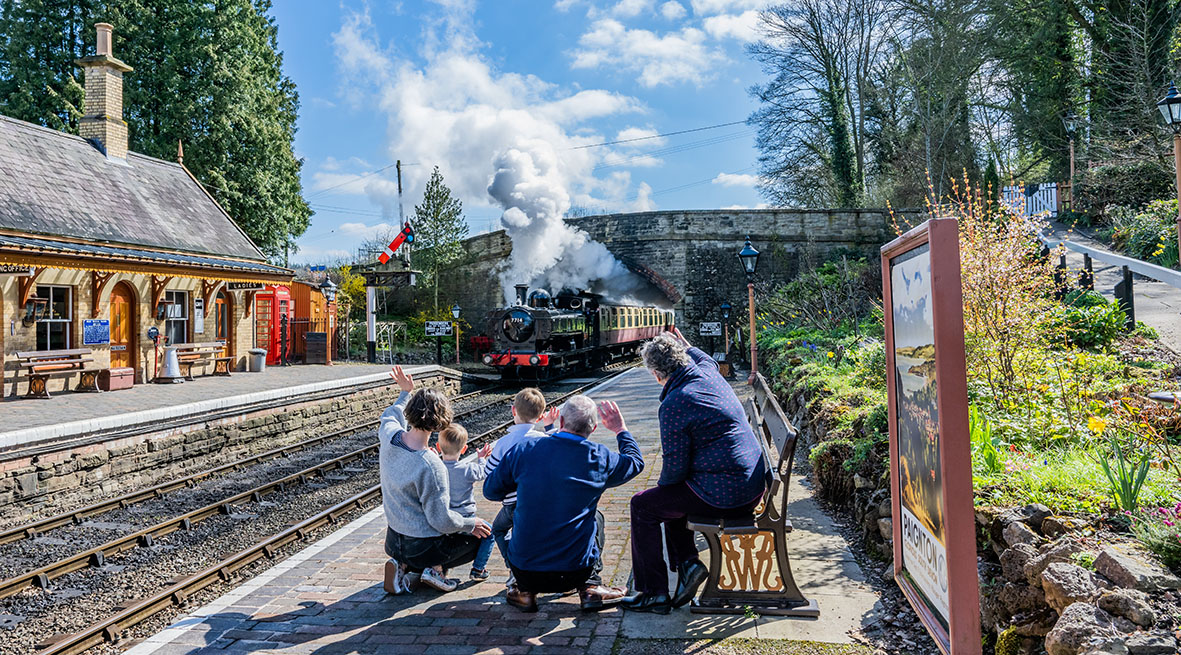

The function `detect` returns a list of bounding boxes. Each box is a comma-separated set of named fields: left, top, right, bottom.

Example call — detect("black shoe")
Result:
left=621, top=592, right=672, bottom=615
left=672, top=559, right=708, bottom=608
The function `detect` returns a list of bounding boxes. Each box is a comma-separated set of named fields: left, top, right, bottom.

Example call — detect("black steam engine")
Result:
left=482, top=284, right=674, bottom=380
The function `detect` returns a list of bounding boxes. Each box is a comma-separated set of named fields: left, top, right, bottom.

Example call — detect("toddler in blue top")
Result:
left=437, top=424, right=495, bottom=580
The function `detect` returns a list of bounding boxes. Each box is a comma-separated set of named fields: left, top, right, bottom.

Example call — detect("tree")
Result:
left=413, top=167, right=468, bottom=311
left=0, top=0, right=311, bottom=259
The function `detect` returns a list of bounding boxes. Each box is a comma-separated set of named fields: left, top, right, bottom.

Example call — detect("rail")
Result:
left=1039, top=231, right=1181, bottom=290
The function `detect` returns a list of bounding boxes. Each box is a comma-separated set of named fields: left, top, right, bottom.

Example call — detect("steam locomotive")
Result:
left=481, top=284, right=675, bottom=380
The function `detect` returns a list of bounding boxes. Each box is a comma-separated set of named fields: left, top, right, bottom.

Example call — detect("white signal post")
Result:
left=366, top=286, right=376, bottom=363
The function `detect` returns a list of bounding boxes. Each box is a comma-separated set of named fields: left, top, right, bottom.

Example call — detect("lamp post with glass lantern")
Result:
left=738, top=237, right=761, bottom=385
left=1156, top=82, right=1181, bottom=259
left=319, top=277, right=338, bottom=364
left=450, top=304, right=461, bottom=365
left=1062, top=112, right=1077, bottom=184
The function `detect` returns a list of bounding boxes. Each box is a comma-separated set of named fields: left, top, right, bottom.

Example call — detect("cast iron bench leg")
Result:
left=74, top=370, right=101, bottom=393
left=26, top=373, right=51, bottom=399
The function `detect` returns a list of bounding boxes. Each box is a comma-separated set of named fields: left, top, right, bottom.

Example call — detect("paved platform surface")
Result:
left=0, top=363, right=448, bottom=448
left=125, top=368, right=882, bottom=654
left=1047, top=220, right=1181, bottom=352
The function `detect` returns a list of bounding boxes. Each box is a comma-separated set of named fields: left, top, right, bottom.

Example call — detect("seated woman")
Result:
left=380, top=366, right=491, bottom=594
left=623, top=330, right=767, bottom=614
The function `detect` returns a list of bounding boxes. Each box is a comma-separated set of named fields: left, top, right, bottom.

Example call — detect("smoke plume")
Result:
left=487, top=142, right=654, bottom=305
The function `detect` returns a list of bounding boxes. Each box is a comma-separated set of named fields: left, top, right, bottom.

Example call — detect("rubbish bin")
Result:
left=248, top=348, right=268, bottom=372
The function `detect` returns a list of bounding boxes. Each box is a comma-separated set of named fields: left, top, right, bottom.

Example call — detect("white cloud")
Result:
left=554, top=0, right=583, bottom=10
left=659, top=1, right=687, bottom=19
left=702, top=10, right=761, bottom=42
left=570, top=19, right=724, bottom=87
left=611, top=0, right=656, bottom=17
left=339, top=221, right=396, bottom=238
left=712, top=172, right=760, bottom=187
left=613, top=127, right=667, bottom=148
left=689, top=0, right=766, bottom=15
left=329, top=9, right=653, bottom=229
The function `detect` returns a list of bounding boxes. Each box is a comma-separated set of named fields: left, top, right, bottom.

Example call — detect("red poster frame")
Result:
left=881, top=218, right=981, bottom=655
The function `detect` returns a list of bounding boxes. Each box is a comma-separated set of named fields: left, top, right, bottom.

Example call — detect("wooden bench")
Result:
left=172, top=342, right=232, bottom=380
left=15, top=349, right=101, bottom=399
left=687, top=372, right=819, bottom=616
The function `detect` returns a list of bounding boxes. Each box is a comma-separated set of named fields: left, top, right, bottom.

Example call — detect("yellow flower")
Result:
left=827, top=351, right=835, bottom=358
left=1087, top=416, right=1106, bottom=435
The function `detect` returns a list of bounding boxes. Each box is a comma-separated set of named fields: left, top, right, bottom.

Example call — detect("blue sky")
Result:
left=273, top=0, right=769, bottom=264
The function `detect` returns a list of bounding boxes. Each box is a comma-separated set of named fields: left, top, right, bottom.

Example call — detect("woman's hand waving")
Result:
left=390, top=366, right=415, bottom=392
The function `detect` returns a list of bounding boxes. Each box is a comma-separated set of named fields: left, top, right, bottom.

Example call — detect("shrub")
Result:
left=1073, top=160, right=1174, bottom=220
left=1108, top=200, right=1180, bottom=269
left=852, top=341, right=887, bottom=391
left=1131, top=505, right=1181, bottom=573
left=761, top=256, right=881, bottom=334
left=1049, top=299, right=1126, bottom=351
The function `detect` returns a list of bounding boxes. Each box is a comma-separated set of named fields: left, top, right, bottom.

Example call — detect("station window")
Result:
left=35, top=285, right=72, bottom=351
left=164, top=290, right=189, bottom=345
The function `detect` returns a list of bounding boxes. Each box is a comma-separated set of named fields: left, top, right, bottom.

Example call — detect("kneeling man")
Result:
left=483, top=395, right=643, bottom=612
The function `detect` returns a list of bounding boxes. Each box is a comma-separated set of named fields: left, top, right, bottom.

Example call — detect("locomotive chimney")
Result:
left=514, top=284, right=529, bottom=306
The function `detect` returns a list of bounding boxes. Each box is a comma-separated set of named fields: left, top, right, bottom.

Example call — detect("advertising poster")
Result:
left=889, top=243, right=949, bottom=625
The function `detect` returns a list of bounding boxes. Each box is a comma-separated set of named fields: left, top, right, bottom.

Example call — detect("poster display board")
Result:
left=194, top=298, right=205, bottom=334
left=881, top=218, right=980, bottom=655
left=425, top=321, right=453, bottom=337
left=83, top=319, right=110, bottom=346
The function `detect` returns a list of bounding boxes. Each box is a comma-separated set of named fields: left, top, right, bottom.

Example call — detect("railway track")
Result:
left=1, top=364, right=636, bottom=655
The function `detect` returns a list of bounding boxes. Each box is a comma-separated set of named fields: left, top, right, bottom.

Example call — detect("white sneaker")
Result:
left=420, top=567, right=459, bottom=592
left=383, top=558, right=406, bottom=595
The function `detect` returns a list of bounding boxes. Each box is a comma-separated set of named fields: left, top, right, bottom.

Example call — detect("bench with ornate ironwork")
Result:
left=15, top=348, right=101, bottom=399
left=172, top=342, right=232, bottom=380
left=687, top=372, right=819, bottom=616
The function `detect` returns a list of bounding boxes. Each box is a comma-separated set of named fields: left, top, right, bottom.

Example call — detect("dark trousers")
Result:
left=630, top=483, right=760, bottom=595
left=497, top=505, right=605, bottom=586
left=511, top=565, right=595, bottom=594
left=384, top=528, right=481, bottom=573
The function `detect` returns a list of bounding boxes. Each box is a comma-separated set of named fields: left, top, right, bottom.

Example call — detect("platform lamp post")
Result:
left=1062, top=112, right=1077, bottom=184
left=720, top=301, right=731, bottom=357
left=320, top=277, right=338, bottom=365
left=1156, top=82, right=1181, bottom=261
left=738, top=237, right=761, bottom=385
left=451, top=304, right=461, bottom=365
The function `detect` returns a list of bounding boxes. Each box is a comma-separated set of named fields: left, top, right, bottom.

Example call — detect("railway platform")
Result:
left=123, top=368, right=883, bottom=655
left=0, top=363, right=457, bottom=450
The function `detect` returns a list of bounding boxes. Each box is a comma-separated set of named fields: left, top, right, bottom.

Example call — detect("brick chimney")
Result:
left=75, top=23, right=133, bottom=159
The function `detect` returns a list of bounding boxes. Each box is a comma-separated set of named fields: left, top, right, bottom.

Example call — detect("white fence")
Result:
left=1001, top=183, right=1067, bottom=218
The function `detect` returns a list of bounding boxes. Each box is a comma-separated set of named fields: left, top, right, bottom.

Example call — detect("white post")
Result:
left=366, top=286, right=376, bottom=363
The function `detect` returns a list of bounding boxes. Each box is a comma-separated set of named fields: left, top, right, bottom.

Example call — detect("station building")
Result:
left=0, top=24, right=293, bottom=396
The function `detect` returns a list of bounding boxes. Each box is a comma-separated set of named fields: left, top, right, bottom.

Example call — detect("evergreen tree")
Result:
left=0, top=0, right=97, bottom=130
left=0, top=0, right=310, bottom=259
left=413, top=167, right=468, bottom=311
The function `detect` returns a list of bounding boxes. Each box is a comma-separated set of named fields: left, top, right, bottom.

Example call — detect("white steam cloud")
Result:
left=486, top=142, right=651, bottom=305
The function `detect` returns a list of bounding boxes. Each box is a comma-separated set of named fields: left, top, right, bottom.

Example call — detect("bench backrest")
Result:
left=749, top=372, right=799, bottom=523
left=15, top=348, right=91, bottom=361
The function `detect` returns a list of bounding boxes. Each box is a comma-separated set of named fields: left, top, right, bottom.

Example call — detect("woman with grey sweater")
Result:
left=380, top=367, right=492, bottom=594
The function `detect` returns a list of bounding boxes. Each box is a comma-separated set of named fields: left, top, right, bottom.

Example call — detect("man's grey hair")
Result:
left=641, top=333, right=690, bottom=380
left=559, top=395, right=598, bottom=436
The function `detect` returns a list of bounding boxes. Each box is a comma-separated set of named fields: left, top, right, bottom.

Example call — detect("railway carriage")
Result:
left=482, top=284, right=674, bottom=380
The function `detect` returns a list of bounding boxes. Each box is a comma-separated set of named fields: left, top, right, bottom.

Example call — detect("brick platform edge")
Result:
left=0, top=371, right=458, bottom=523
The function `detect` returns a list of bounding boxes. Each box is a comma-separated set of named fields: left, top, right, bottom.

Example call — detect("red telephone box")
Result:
left=255, top=285, right=292, bottom=365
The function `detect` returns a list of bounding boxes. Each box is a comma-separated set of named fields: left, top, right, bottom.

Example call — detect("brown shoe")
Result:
left=579, top=584, right=627, bottom=612
left=506, top=585, right=538, bottom=613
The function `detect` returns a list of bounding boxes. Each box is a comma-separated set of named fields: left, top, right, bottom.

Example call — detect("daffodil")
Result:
left=1087, top=416, right=1106, bottom=435
left=827, top=351, right=835, bottom=358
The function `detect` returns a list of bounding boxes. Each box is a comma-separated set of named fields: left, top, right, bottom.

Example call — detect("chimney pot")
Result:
left=95, top=23, right=113, bottom=57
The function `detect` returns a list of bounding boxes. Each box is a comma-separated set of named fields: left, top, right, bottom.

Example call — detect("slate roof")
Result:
left=0, top=114, right=266, bottom=262
left=0, top=234, right=289, bottom=277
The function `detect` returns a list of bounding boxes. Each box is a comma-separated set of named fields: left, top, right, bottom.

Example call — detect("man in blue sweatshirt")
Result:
left=483, top=395, right=644, bottom=612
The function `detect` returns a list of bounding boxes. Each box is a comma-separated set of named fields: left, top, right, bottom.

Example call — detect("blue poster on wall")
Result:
left=83, top=319, right=110, bottom=346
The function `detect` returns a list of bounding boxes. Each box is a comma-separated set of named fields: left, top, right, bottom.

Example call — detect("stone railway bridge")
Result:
left=437, top=208, right=912, bottom=336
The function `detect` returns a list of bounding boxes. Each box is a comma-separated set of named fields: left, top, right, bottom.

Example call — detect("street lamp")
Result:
left=450, top=304, right=461, bottom=365
left=738, top=237, right=761, bottom=384
left=319, top=277, right=337, bottom=303
left=1062, top=112, right=1077, bottom=183
left=720, top=301, right=732, bottom=358
left=1156, top=82, right=1181, bottom=261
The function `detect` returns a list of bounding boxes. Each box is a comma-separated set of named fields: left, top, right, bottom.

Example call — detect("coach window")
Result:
left=35, top=285, right=72, bottom=350
left=164, top=290, right=189, bottom=345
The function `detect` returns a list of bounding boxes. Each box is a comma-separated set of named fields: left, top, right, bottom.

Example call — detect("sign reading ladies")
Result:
left=881, top=218, right=981, bottom=655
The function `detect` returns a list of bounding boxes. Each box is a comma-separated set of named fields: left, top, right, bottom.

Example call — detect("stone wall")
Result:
left=0, top=372, right=458, bottom=524
left=430, top=208, right=912, bottom=336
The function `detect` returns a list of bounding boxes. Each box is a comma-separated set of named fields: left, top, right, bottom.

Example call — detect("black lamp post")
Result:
left=450, top=304, right=461, bottom=365
left=1157, top=82, right=1181, bottom=261
left=738, top=237, right=761, bottom=384
left=720, top=301, right=732, bottom=357
left=319, top=277, right=337, bottom=303
left=1062, top=112, right=1077, bottom=184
